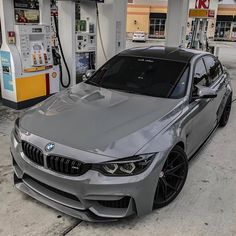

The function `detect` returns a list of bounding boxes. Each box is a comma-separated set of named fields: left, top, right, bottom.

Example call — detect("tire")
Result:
left=219, top=95, right=232, bottom=127
left=153, top=145, right=188, bottom=209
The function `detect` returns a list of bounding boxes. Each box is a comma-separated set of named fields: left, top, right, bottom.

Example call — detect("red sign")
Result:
left=208, top=10, right=215, bottom=17
left=7, top=31, right=16, bottom=44
left=8, top=32, right=15, bottom=37
left=195, top=0, right=210, bottom=9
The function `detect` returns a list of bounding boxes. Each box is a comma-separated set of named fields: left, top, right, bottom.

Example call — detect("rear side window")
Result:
left=193, top=59, right=209, bottom=87
left=170, top=66, right=189, bottom=99
left=203, top=56, right=223, bottom=84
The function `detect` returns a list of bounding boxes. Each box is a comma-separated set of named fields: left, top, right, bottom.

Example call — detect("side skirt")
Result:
left=188, top=124, right=219, bottom=162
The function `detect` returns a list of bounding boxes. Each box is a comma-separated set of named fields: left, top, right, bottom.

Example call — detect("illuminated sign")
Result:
left=189, top=9, right=215, bottom=18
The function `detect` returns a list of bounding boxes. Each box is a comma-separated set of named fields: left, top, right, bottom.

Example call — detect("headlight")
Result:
left=13, top=118, right=21, bottom=143
left=94, top=153, right=156, bottom=176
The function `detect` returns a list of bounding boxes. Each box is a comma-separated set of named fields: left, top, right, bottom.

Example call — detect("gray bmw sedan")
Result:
left=11, top=47, right=232, bottom=222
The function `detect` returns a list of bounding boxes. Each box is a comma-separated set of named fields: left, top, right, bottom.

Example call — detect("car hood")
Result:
left=20, top=83, right=183, bottom=158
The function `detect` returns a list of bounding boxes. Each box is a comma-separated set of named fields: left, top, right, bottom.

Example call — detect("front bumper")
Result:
left=132, top=37, right=146, bottom=42
left=11, top=133, right=166, bottom=222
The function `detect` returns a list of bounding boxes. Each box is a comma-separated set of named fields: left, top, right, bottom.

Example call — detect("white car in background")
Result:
left=132, top=31, right=146, bottom=42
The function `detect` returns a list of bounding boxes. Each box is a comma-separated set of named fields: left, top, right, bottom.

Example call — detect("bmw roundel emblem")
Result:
left=45, top=143, right=55, bottom=152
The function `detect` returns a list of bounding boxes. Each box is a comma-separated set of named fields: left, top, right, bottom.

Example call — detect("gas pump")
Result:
left=75, top=0, right=97, bottom=83
left=14, top=24, right=53, bottom=72
left=56, top=0, right=127, bottom=86
left=189, top=19, right=209, bottom=50
left=50, top=0, right=97, bottom=85
left=0, top=0, right=60, bottom=109
left=188, top=1, right=216, bottom=51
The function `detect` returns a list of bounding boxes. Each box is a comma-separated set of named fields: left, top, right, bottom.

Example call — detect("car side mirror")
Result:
left=193, top=85, right=217, bottom=100
left=82, top=69, right=95, bottom=81
left=194, top=74, right=203, bottom=84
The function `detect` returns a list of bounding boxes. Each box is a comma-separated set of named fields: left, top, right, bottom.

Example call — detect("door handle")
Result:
left=218, top=77, right=227, bottom=88
left=206, top=98, right=214, bottom=103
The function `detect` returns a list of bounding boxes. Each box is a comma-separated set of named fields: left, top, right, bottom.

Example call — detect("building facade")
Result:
left=127, top=0, right=236, bottom=41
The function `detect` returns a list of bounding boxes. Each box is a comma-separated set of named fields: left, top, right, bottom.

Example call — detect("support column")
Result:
left=39, top=0, right=51, bottom=25
left=0, top=0, right=15, bottom=50
left=96, top=0, right=127, bottom=68
left=57, top=1, right=76, bottom=86
left=165, top=0, right=190, bottom=47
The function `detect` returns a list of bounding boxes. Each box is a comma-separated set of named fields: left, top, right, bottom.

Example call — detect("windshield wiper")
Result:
left=122, top=90, right=141, bottom=95
left=105, top=87, right=142, bottom=95
left=86, top=80, right=101, bottom=87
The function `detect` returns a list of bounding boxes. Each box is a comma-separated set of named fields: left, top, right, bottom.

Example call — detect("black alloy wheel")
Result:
left=219, top=95, right=232, bottom=127
left=153, top=146, right=188, bottom=209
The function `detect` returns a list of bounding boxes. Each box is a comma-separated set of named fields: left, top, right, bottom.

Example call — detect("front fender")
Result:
left=136, top=122, right=186, bottom=157
left=136, top=101, right=192, bottom=157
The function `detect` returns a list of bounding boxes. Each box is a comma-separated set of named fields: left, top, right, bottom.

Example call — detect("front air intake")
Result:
left=98, top=197, right=131, bottom=209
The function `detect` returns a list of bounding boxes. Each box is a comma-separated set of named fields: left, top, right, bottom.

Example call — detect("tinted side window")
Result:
left=193, top=59, right=209, bottom=87
left=170, top=67, right=189, bottom=98
left=204, top=56, right=223, bottom=83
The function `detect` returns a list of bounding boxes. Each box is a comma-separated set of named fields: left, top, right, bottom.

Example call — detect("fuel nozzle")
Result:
left=52, top=48, right=61, bottom=66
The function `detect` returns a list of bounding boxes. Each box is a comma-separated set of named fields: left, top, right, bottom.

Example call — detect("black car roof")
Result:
left=119, top=46, right=204, bottom=63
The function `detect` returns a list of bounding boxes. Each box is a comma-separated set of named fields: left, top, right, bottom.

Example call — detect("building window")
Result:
left=149, top=13, right=166, bottom=38
left=232, top=22, right=236, bottom=39
left=128, top=0, right=134, bottom=3
left=215, top=15, right=234, bottom=40
left=215, top=21, right=232, bottom=39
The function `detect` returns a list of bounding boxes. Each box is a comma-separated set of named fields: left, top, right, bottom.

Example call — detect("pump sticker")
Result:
left=0, top=51, right=13, bottom=92
left=15, top=9, right=40, bottom=24
left=14, top=0, right=40, bottom=24
left=14, top=0, right=39, bottom=10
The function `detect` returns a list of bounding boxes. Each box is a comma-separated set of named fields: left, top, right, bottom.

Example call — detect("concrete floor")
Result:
left=1, top=42, right=236, bottom=236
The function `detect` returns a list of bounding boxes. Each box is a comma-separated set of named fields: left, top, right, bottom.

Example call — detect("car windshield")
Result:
left=86, top=56, right=189, bottom=98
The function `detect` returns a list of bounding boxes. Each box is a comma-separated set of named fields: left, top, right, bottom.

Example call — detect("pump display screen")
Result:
left=33, top=45, right=42, bottom=51
left=32, top=28, right=42, bottom=33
